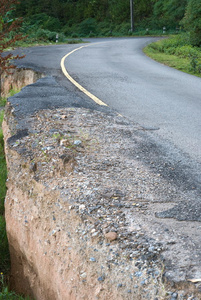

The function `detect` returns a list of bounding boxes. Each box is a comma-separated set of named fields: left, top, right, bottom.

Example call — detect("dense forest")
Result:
left=10, top=0, right=200, bottom=46
left=15, top=0, right=187, bottom=29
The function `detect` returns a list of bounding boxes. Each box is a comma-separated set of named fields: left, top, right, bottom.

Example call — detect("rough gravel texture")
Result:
left=2, top=69, right=201, bottom=299
left=3, top=102, right=201, bottom=299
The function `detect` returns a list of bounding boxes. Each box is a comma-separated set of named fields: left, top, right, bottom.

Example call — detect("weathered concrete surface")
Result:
left=2, top=72, right=201, bottom=300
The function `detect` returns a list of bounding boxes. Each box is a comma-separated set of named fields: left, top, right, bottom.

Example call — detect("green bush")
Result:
left=175, top=45, right=200, bottom=58
left=164, top=46, right=177, bottom=55
left=23, top=13, right=61, bottom=32
left=27, top=28, right=66, bottom=43
left=78, top=18, right=97, bottom=36
left=71, top=32, right=79, bottom=38
left=181, top=0, right=201, bottom=46
left=96, top=21, right=113, bottom=36
left=146, top=34, right=201, bottom=75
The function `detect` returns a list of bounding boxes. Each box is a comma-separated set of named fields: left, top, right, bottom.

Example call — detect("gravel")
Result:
left=5, top=105, right=201, bottom=299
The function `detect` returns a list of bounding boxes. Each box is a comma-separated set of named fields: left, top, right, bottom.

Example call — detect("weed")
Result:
left=52, top=133, right=64, bottom=140
left=0, top=98, right=7, bottom=107
left=189, top=54, right=198, bottom=72
left=144, top=34, right=201, bottom=77
left=8, top=89, right=21, bottom=97
left=0, top=272, right=32, bottom=299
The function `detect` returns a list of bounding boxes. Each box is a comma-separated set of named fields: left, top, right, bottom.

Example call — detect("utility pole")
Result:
left=130, top=0, right=134, bottom=32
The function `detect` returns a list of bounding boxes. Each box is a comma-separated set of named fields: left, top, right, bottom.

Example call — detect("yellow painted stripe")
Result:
left=60, top=45, right=108, bottom=106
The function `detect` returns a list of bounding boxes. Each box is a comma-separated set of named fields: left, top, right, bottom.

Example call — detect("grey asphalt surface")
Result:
left=11, top=37, right=201, bottom=222
left=65, top=38, right=201, bottom=162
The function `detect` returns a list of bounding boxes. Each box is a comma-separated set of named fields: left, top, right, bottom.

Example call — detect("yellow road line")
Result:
left=60, top=45, right=108, bottom=106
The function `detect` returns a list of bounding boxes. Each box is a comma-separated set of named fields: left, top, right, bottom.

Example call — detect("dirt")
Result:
left=2, top=70, right=201, bottom=300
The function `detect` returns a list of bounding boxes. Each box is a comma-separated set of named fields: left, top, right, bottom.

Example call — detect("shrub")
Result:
left=181, top=0, right=201, bottom=46
left=113, top=22, right=130, bottom=36
left=78, top=18, right=97, bottom=36
left=71, top=32, right=79, bottom=38
left=24, top=13, right=61, bottom=32
left=175, top=45, right=200, bottom=58
left=164, top=46, right=177, bottom=55
left=27, top=28, right=65, bottom=43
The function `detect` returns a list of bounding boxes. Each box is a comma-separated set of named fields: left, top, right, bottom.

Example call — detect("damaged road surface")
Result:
left=2, top=38, right=201, bottom=299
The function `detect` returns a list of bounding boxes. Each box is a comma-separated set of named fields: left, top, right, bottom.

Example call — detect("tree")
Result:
left=182, top=0, right=201, bottom=46
left=0, top=0, right=25, bottom=96
left=153, top=0, right=187, bottom=29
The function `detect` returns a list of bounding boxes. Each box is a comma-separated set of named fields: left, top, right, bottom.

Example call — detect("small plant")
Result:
left=0, top=272, right=32, bottom=299
left=52, top=132, right=64, bottom=141
left=189, top=54, right=198, bottom=72
left=144, top=34, right=201, bottom=77
left=9, top=89, right=21, bottom=97
left=0, top=88, right=21, bottom=107
left=0, top=97, right=7, bottom=107
left=197, top=63, right=201, bottom=74
left=71, top=33, right=79, bottom=38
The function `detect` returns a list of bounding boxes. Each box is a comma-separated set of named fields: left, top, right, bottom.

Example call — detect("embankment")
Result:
left=2, top=70, right=200, bottom=300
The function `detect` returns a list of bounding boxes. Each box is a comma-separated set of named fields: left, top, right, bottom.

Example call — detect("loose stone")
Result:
left=105, top=232, right=117, bottom=241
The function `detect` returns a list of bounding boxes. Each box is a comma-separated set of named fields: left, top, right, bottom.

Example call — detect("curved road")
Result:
left=63, top=38, right=201, bottom=163
left=13, top=37, right=201, bottom=196
left=10, top=38, right=201, bottom=284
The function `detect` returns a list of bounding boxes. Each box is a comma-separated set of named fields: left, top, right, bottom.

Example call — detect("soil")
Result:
left=2, top=69, right=201, bottom=300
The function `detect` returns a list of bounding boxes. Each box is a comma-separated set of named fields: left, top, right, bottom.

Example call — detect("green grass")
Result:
left=15, top=38, right=84, bottom=49
left=1, top=273, right=32, bottom=299
left=0, top=98, right=7, bottom=107
left=143, top=36, right=201, bottom=77
left=0, top=90, right=21, bottom=107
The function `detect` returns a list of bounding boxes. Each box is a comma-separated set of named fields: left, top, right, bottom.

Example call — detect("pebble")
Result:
left=135, top=271, right=142, bottom=278
left=171, top=292, right=178, bottom=299
left=60, top=139, right=70, bottom=147
left=11, top=107, right=199, bottom=300
left=79, top=205, right=86, bottom=211
left=89, top=257, right=96, bottom=262
left=105, top=232, right=117, bottom=241
left=74, top=140, right=82, bottom=146
left=97, top=276, right=105, bottom=282
left=80, top=272, right=87, bottom=279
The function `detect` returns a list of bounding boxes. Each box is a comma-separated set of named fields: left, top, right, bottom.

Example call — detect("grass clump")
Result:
left=1, top=273, right=32, bottom=299
left=0, top=98, right=7, bottom=107
left=144, top=34, right=201, bottom=77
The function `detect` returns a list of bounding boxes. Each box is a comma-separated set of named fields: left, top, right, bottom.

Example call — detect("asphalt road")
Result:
left=8, top=38, right=201, bottom=286
left=14, top=38, right=201, bottom=162
left=12, top=37, right=201, bottom=221
left=63, top=38, right=201, bottom=163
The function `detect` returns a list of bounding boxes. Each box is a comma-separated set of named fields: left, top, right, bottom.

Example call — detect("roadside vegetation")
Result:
left=0, top=0, right=200, bottom=298
left=144, top=34, right=201, bottom=77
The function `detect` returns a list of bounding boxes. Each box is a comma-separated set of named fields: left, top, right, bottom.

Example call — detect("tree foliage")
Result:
left=0, top=0, right=25, bottom=77
left=153, top=0, right=187, bottom=28
left=7, top=0, right=201, bottom=46
left=181, top=0, right=201, bottom=46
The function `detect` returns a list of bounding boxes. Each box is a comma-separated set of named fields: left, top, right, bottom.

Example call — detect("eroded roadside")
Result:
left=2, top=71, right=201, bottom=299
